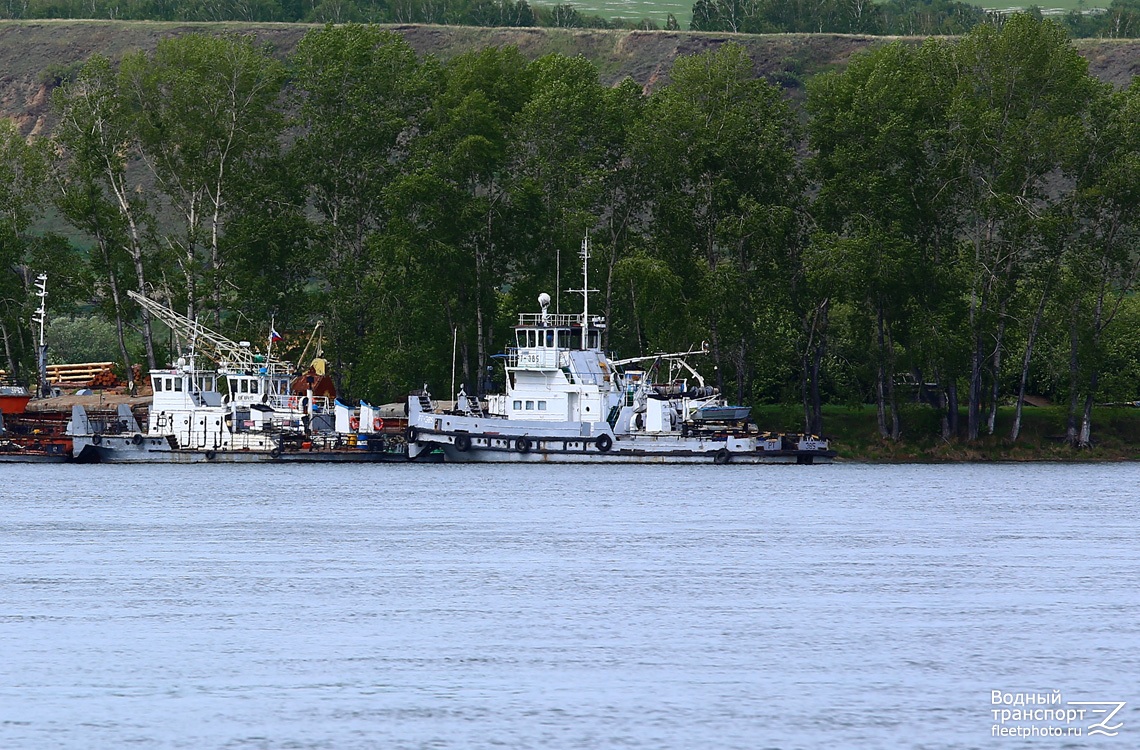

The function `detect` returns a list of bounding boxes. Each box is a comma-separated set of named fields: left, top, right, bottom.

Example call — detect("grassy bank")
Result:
left=751, top=404, right=1140, bottom=462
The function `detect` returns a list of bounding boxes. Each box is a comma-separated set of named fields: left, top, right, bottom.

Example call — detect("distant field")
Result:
left=566, top=0, right=1108, bottom=25
left=571, top=0, right=693, bottom=23
left=983, top=0, right=1107, bottom=11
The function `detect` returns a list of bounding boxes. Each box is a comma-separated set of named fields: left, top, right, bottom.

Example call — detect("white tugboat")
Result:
left=68, top=292, right=430, bottom=463
left=406, top=237, right=835, bottom=464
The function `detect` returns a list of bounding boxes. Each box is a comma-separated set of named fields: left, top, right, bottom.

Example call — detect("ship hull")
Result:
left=0, top=452, right=72, bottom=463
left=409, top=426, right=834, bottom=465
left=73, top=433, right=433, bottom=464
left=436, top=446, right=830, bottom=464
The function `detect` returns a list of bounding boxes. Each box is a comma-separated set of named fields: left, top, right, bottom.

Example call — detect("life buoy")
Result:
left=91, top=434, right=102, bottom=446
left=455, top=433, right=472, bottom=452
left=373, top=417, right=384, bottom=431
left=713, top=448, right=730, bottom=465
left=515, top=437, right=531, bottom=453
left=349, top=416, right=360, bottom=431
left=288, top=396, right=298, bottom=409
left=595, top=433, right=612, bottom=452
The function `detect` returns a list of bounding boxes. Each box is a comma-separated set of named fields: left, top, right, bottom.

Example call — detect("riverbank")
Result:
left=752, top=404, right=1140, bottom=462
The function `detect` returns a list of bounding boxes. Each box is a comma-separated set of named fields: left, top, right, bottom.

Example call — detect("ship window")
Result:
left=538, top=400, right=547, bottom=411
left=173, top=377, right=183, bottom=392
left=250, top=380, right=259, bottom=394
left=545, top=330, right=554, bottom=347
left=154, top=378, right=163, bottom=392
left=526, top=400, right=534, bottom=410
left=240, top=380, right=248, bottom=393
left=513, top=400, right=522, bottom=410
left=558, top=330, right=570, bottom=348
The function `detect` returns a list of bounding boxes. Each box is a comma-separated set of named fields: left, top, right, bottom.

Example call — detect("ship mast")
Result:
left=32, top=274, right=48, bottom=397
left=566, top=233, right=598, bottom=350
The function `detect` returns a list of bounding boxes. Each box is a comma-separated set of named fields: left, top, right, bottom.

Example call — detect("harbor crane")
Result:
left=127, top=291, right=289, bottom=375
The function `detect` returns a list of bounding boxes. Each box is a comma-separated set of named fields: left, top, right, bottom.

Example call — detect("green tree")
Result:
left=0, top=121, right=49, bottom=379
left=1058, top=78, right=1140, bottom=447
left=119, top=33, right=285, bottom=325
left=808, top=41, right=960, bottom=440
left=635, top=43, right=802, bottom=405
left=53, top=54, right=157, bottom=373
left=374, top=45, right=531, bottom=398
left=509, top=54, right=617, bottom=322
left=948, top=16, right=1099, bottom=440
left=289, top=24, right=435, bottom=398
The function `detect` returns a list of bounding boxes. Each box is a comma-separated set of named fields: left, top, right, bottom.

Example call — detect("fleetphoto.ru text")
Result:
left=991, top=690, right=1127, bottom=740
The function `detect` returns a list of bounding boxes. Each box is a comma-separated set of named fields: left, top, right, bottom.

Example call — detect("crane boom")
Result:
left=128, top=290, right=288, bottom=373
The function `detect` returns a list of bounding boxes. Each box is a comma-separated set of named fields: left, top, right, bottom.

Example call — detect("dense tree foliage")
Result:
left=0, top=17, right=1134, bottom=448
left=6, top=0, right=1140, bottom=37
left=691, top=0, right=1140, bottom=37
left=0, top=0, right=662, bottom=29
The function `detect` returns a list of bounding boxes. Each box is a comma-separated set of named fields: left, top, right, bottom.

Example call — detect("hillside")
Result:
left=4, top=20, right=1136, bottom=136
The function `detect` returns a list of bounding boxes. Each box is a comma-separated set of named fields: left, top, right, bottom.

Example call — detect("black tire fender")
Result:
left=204, top=450, right=216, bottom=461
left=595, top=433, right=613, bottom=452
left=515, top=437, right=532, bottom=453
left=455, top=433, right=472, bottom=452
left=269, top=446, right=282, bottom=459
left=713, top=448, right=730, bottom=465
left=91, top=433, right=102, bottom=446
left=131, top=433, right=143, bottom=446
left=406, top=426, right=419, bottom=444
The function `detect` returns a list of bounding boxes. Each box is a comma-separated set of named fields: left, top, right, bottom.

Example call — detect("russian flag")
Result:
left=269, top=328, right=283, bottom=343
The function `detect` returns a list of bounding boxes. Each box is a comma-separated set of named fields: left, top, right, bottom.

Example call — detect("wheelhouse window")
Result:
left=154, top=378, right=163, bottom=392
left=526, top=400, right=535, bottom=410
left=538, top=401, right=547, bottom=411
left=172, top=377, right=182, bottom=392
left=513, top=400, right=522, bottom=410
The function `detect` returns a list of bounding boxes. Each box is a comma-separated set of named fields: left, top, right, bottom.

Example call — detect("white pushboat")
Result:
left=407, top=238, right=835, bottom=465
left=68, top=293, right=432, bottom=463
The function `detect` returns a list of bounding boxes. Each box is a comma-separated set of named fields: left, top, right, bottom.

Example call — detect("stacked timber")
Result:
left=45, top=362, right=119, bottom=389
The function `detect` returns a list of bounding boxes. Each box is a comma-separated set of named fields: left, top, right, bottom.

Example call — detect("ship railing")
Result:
left=264, top=393, right=332, bottom=413
left=516, top=312, right=606, bottom=328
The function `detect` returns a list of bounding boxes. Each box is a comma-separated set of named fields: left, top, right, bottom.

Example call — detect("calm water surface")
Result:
left=1, top=463, right=1137, bottom=749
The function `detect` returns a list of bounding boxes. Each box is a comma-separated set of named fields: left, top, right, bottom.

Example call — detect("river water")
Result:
left=1, top=463, right=1137, bottom=749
